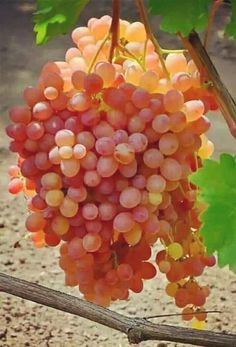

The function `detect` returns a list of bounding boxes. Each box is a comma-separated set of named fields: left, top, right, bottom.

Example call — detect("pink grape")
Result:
left=119, top=187, right=141, bottom=209
left=8, top=178, right=24, bottom=194
left=113, top=212, right=135, bottom=233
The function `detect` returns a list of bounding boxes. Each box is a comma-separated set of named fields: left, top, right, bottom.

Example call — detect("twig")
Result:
left=204, top=0, right=223, bottom=49
left=180, top=32, right=236, bottom=139
left=145, top=310, right=221, bottom=320
left=108, top=0, right=120, bottom=62
left=0, top=273, right=236, bottom=346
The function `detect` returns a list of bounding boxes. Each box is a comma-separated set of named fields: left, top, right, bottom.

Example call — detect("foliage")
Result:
left=226, top=0, right=236, bottom=40
left=33, top=0, right=236, bottom=44
left=149, top=0, right=236, bottom=41
left=148, top=0, right=211, bottom=36
left=34, top=0, right=89, bottom=44
left=191, top=154, right=236, bottom=273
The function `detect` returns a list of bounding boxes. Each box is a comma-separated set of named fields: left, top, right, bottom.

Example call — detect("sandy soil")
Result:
left=0, top=1, right=236, bottom=346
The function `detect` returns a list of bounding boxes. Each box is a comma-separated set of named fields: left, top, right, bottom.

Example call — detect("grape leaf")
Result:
left=148, top=0, right=211, bottom=36
left=34, top=0, right=90, bottom=45
left=191, top=154, right=236, bottom=273
left=226, top=0, right=236, bottom=40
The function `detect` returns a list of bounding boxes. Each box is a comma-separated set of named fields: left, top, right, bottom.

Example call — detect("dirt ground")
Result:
left=0, top=1, right=236, bottom=347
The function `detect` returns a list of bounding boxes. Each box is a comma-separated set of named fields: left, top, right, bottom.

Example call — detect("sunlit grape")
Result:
left=6, top=14, right=215, bottom=316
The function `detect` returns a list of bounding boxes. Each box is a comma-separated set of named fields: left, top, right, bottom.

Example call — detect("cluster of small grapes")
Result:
left=6, top=15, right=217, bottom=324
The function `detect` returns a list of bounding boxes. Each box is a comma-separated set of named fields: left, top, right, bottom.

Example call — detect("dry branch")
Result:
left=0, top=273, right=236, bottom=346
left=181, top=32, right=236, bottom=139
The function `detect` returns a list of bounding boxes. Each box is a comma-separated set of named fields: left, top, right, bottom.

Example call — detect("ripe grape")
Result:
left=6, top=15, right=215, bottom=320
left=8, top=178, right=24, bottom=194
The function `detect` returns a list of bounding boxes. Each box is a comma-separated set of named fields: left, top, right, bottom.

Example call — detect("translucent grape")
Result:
left=184, top=100, right=205, bottom=122
left=159, top=133, right=179, bottom=155
left=143, top=148, right=164, bottom=169
left=152, top=114, right=170, bottom=134
left=113, top=212, right=135, bottom=233
left=82, top=203, right=98, bottom=220
left=71, top=70, right=86, bottom=90
left=139, top=71, right=159, bottom=92
left=131, top=88, right=150, bottom=109
left=59, top=146, right=73, bottom=159
left=45, top=190, right=64, bottom=207
left=114, top=143, right=135, bottom=164
left=76, top=131, right=95, bottom=150
left=9, top=106, right=31, bottom=124
left=124, top=22, right=146, bottom=42
left=95, top=62, right=116, bottom=87
left=117, top=263, right=133, bottom=281
left=41, top=172, right=62, bottom=190
left=60, top=196, right=79, bottom=217
left=97, top=156, right=118, bottom=177
left=119, top=187, right=141, bottom=209
left=67, top=186, right=87, bottom=202
left=61, top=158, right=80, bottom=177
left=128, top=133, right=148, bottom=153
left=33, top=102, right=53, bottom=120
left=146, top=175, right=166, bottom=193
left=163, top=90, right=184, bottom=113
left=123, top=223, right=142, bottom=245
left=70, top=92, right=91, bottom=111
left=95, top=137, right=115, bottom=156
left=55, top=129, right=75, bottom=147
left=165, top=53, right=187, bottom=74
left=83, top=233, right=102, bottom=252
left=25, top=212, right=46, bottom=232
left=172, top=72, right=192, bottom=92
left=84, top=170, right=101, bottom=187
left=8, top=178, right=24, bottom=194
left=169, top=111, right=186, bottom=133
left=168, top=242, right=184, bottom=260
left=160, top=158, right=182, bottom=181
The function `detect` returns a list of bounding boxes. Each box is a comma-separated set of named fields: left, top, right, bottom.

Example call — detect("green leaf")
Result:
left=226, top=0, right=236, bottom=40
left=191, top=154, right=236, bottom=272
left=34, top=0, right=90, bottom=45
left=148, top=0, right=211, bottom=36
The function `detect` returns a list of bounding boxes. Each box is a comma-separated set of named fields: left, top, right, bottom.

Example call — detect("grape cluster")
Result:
left=6, top=15, right=217, bottom=324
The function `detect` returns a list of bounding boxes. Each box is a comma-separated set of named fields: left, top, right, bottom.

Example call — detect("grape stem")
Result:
left=0, top=272, right=235, bottom=347
left=108, top=0, right=120, bottom=63
left=161, top=48, right=187, bottom=54
left=135, top=0, right=170, bottom=78
left=180, top=32, right=236, bottom=139
left=117, top=43, right=145, bottom=70
left=88, top=33, right=110, bottom=73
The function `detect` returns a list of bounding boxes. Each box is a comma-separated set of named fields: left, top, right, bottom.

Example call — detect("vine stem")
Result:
left=108, top=0, right=120, bottom=62
left=0, top=273, right=236, bottom=346
left=135, top=0, right=169, bottom=78
left=204, top=0, right=223, bottom=49
left=180, top=32, right=236, bottom=139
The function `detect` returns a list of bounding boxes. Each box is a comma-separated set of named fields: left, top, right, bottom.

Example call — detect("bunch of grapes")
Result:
left=6, top=15, right=217, bottom=325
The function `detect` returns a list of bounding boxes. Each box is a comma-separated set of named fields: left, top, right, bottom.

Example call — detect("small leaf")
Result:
left=34, top=0, right=90, bottom=45
left=225, top=0, right=236, bottom=40
left=148, top=0, right=211, bottom=36
left=191, top=154, right=236, bottom=272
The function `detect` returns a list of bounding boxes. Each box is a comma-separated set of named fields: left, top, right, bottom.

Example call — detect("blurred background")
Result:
left=0, top=1, right=236, bottom=347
